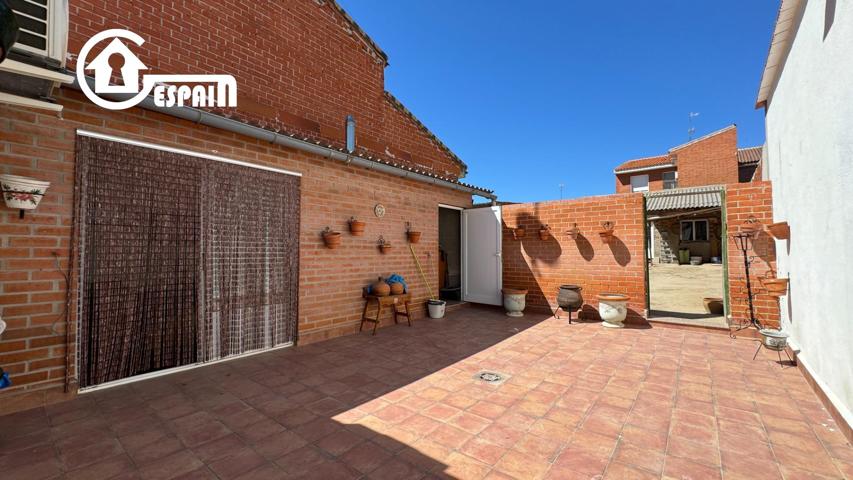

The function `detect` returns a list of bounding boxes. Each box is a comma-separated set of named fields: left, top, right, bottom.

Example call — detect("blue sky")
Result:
left=338, top=1, right=778, bottom=202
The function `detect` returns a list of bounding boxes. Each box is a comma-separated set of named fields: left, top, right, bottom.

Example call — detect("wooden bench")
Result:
left=360, top=292, right=412, bottom=335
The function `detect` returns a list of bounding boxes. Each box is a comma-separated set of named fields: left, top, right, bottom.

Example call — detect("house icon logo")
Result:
left=77, top=29, right=237, bottom=111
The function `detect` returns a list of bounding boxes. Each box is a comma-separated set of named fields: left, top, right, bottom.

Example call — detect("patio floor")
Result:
left=1, top=306, right=850, bottom=480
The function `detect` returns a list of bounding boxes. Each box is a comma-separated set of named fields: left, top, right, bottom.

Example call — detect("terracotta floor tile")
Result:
left=315, top=428, right=365, bottom=456
left=494, top=449, right=551, bottom=480
left=477, top=422, right=526, bottom=449
left=662, top=456, right=722, bottom=480
left=339, top=441, right=393, bottom=474
left=431, top=424, right=474, bottom=450
left=373, top=404, right=416, bottom=425
left=667, top=436, right=721, bottom=467
left=619, top=424, right=668, bottom=453
left=612, top=443, right=665, bottom=474
left=468, top=401, right=507, bottom=420
left=366, top=456, right=425, bottom=480
left=771, top=444, right=843, bottom=478
left=720, top=450, right=783, bottom=480
left=448, top=412, right=492, bottom=434
left=552, top=447, right=609, bottom=476
left=604, top=462, right=660, bottom=480
left=442, top=451, right=492, bottom=479
left=423, top=403, right=462, bottom=422
left=513, top=433, right=562, bottom=462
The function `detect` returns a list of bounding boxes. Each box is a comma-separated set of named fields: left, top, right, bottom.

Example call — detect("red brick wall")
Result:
left=615, top=168, right=677, bottom=193
left=0, top=89, right=471, bottom=413
left=501, top=194, right=647, bottom=322
left=67, top=0, right=464, bottom=179
left=674, top=127, right=739, bottom=187
left=725, top=182, right=779, bottom=328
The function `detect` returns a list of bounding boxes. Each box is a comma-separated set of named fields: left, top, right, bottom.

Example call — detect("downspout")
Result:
left=68, top=77, right=496, bottom=201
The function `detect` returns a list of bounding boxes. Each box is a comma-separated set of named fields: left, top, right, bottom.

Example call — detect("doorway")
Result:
left=438, top=206, right=462, bottom=303
left=645, top=198, right=728, bottom=328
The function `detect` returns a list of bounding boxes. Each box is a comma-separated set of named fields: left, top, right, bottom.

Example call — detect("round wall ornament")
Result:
left=374, top=204, right=386, bottom=218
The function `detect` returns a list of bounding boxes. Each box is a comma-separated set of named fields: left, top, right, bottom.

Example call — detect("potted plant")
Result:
left=348, top=217, right=366, bottom=236
left=0, top=174, right=50, bottom=217
left=378, top=235, right=392, bottom=254
left=760, top=272, right=789, bottom=296
left=741, top=216, right=763, bottom=236
left=598, top=221, right=615, bottom=243
left=406, top=222, right=421, bottom=243
left=322, top=227, right=342, bottom=249
left=566, top=223, right=581, bottom=240
left=766, top=221, right=790, bottom=240
left=513, top=226, right=526, bottom=239
left=502, top=288, right=528, bottom=317
left=538, top=225, right=551, bottom=241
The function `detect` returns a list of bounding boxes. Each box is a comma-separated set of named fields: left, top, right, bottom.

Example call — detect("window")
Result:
left=630, top=174, right=649, bottom=192
left=8, top=0, right=68, bottom=63
left=681, top=219, right=709, bottom=242
left=663, top=171, right=678, bottom=189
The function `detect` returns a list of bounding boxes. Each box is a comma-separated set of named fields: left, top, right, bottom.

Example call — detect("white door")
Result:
left=462, top=206, right=502, bottom=305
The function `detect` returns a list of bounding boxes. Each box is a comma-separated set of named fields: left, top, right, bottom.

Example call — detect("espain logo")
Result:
left=77, top=29, right=237, bottom=111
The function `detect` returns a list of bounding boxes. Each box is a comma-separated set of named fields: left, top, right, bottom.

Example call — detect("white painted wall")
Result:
left=764, top=0, right=853, bottom=427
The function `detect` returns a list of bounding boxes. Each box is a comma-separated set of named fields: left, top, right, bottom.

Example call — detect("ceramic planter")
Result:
left=597, top=293, right=629, bottom=328
left=322, top=228, right=342, bottom=249
left=0, top=174, right=50, bottom=211
left=348, top=217, right=366, bottom=236
left=758, top=328, right=789, bottom=351
left=760, top=277, right=789, bottom=296
left=502, top=288, right=528, bottom=317
left=428, top=299, right=446, bottom=318
left=766, top=222, right=790, bottom=240
left=407, top=231, right=422, bottom=243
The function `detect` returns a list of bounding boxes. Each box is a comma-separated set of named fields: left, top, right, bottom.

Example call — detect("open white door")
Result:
left=462, top=206, right=502, bottom=305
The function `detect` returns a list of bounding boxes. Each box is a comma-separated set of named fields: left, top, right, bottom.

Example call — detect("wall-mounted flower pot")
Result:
left=565, top=223, right=581, bottom=240
left=598, top=221, right=615, bottom=243
left=513, top=227, right=526, bottom=239
left=322, top=227, right=342, bottom=249
left=348, top=217, right=366, bottom=236
left=0, top=174, right=50, bottom=217
left=405, top=222, right=421, bottom=243
left=766, top=222, right=789, bottom=240
left=378, top=235, right=392, bottom=254
left=760, top=277, right=789, bottom=296
left=538, top=225, right=551, bottom=241
left=741, top=217, right=763, bottom=236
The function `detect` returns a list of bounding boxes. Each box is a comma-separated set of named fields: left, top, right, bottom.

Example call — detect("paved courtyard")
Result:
left=1, top=307, right=850, bottom=479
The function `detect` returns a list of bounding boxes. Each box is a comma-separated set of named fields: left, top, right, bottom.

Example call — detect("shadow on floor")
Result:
left=0, top=305, right=552, bottom=479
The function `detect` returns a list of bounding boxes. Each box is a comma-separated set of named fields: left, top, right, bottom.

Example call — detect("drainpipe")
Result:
left=68, top=77, right=496, bottom=201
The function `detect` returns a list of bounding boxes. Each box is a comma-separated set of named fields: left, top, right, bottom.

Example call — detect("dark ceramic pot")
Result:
left=557, top=284, right=583, bottom=311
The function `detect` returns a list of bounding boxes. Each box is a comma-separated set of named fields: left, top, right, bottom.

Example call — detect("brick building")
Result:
left=0, top=0, right=495, bottom=411
left=613, top=125, right=763, bottom=264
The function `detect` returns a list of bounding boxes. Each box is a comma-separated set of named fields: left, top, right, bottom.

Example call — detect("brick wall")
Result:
left=0, top=89, right=471, bottom=413
left=675, top=127, right=739, bottom=188
left=725, top=182, right=780, bottom=328
left=615, top=168, right=677, bottom=193
left=67, top=0, right=464, bottom=179
left=501, top=194, right=647, bottom=322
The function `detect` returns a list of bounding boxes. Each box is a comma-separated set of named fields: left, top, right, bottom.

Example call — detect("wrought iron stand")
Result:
left=730, top=232, right=763, bottom=337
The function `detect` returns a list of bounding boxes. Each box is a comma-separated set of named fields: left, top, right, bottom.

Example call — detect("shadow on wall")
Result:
left=606, top=236, right=631, bottom=267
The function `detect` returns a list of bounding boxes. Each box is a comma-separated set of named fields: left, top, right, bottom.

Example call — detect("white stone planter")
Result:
left=428, top=299, right=446, bottom=319
left=0, top=174, right=50, bottom=211
left=597, top=293, right=630, bottom=328
left=502, top=289, right=528, bottom=317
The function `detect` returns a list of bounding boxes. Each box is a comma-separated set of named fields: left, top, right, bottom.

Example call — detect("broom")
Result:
left=409, top=244, right=436, bottom=300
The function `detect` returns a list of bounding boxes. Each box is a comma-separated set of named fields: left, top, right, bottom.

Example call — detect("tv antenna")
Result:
left=688, top=112, right=700, bottom=140
left=559, top=183, right=565, bottom=200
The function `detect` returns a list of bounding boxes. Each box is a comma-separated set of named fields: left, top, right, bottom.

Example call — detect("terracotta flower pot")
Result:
left=389, top=282, right=404, bottom=295
left=407, top=231, right=422, bottom=243
left=766, top=222, right=789, bottom=240
left=514, top=227, right=526, bottom=239
left=566, top=224, right=581, bottom=239
left=598, top=221, right=615, bottom=243
left=349, top=218, right=366, bottom=236
left=372, top=277, right=390, bottom=297
left=538, top=226, right=550, bottom=241
left=379, top=243, right=393, bottom=254
left=322, top=229, right=342, bottom=249
left=760, top=277, right=789, bottom=296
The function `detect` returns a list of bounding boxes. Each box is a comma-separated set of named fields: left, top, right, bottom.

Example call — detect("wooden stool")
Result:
left=360, top=293, right=412, bottom=335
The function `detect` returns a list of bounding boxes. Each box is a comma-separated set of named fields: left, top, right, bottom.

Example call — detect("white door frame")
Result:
left=461, top=205, right=503, bottom=305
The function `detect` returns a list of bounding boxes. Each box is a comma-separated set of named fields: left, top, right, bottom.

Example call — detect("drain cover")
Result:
left=473, top=371, right=508, bottom=384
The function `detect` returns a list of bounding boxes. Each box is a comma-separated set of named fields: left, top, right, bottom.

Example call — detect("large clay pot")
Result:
left=502, top=288, right=528, bottom=317
left=349, top=218, right=366, bottom=236
left=372, top=277, right=390, bottom=297
left=597, top=293, right=630, bottom=328
left=322, top=230, right=342, bottom=249
left=557, top=285, right=583, bottom=311
left=389, top=282, right=404, bottom=295
left=407, top=231, right=422, bottom=243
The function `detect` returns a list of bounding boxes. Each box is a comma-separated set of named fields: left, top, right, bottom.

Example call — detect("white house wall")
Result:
left=764, top=0, right=853, bottom=427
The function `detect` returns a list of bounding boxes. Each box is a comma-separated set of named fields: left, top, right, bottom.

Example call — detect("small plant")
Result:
left=513, top=226, right=526, bottom=239
left=406, top=222, right=422, bottom=243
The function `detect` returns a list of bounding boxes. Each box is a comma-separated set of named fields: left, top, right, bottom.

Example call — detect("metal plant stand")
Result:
left=730, top=232, right=763, bottom=337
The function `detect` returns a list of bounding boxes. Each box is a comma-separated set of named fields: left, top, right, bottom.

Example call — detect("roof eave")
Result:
left=614, top=164, right=676, bottom=175
left=756, top=0, right=806, bottom=109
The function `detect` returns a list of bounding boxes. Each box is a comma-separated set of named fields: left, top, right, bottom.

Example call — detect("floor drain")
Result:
left=474, top=371, right=508, bottom=384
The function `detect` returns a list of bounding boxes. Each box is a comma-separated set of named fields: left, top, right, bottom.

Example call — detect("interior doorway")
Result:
left=645, top=197, right=728, bottom=328
left=438, top=206, right=462, bottom=303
